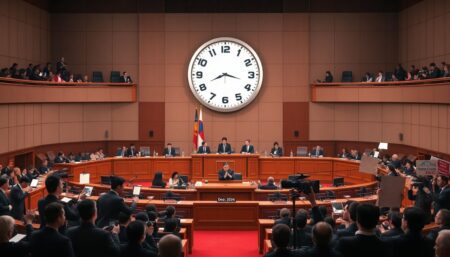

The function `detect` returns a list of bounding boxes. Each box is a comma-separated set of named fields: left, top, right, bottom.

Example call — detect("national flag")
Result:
left=193, top=108, right=199, bottom=151
left=197, top=108, right=205, bottom=148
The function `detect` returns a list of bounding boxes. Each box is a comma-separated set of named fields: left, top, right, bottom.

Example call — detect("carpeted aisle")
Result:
left=191, top=230, right=261, bottom=257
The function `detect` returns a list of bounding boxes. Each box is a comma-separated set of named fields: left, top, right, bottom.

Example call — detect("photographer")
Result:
left=408, top=178, right=433, bottom=223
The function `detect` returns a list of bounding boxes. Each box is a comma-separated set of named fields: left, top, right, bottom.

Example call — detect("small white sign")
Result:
left=416, top=160, right=438, bottom=176
left=80, top=173, right=90, bottom=184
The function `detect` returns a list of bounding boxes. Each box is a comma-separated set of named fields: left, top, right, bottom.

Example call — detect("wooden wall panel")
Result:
left=139, top=102, right=165, bottom=143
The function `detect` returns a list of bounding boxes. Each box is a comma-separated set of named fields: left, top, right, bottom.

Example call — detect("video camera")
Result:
left=281, top=174, right=320, bottom=194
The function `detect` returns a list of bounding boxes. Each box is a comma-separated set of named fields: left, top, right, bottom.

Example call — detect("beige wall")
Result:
left=399, top=0, right=450, bottom=67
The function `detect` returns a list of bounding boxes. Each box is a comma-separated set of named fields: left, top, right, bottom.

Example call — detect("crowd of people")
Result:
left=0, top=173, right=183, bottom=257
left=0, top=58, right=133, bottom=84
left=317, top=61, right=450, bottom=83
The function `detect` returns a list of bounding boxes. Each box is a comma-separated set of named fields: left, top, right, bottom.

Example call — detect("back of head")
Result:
left=118, top=212, right=131, bottom=225
left=147, top=211, right=157, bottom=221
left=145, top=204, right=157, bottom=213
left=388, top=211, right=402, bottom=228
left=159, top=234, right=182, bottom=257
left=110, top=176, right=125, bottom=190
left=135, top=212, right=149, bottom=223
left=126, top=221, right=145, bottom=244
left=436, top=230, right=450, bottom=257
left=318, top=206, right=328, bottom=218
left=0, top=215, right=14, bottom=242
left=324, top=216, right=336, bottom=230
left=403, top=207, right=426, bottom=233
left=312, top=222, right=333, bottom=248
left=77, top=199, right=96, bottom=221
left=356, top=204, right=380, bottom=230
left=279, top=208, right=290, bottom=218
left=349, top=202, right=359, bottom=222
left=19, top=176, right=30, bottom=184
left=45, top=202, right=64, bottom=225
left=45, top=175, right=60, bottom=194
left=0, top=177, right=7, bottom=187
left=272, top=224, right=291, bottom=249
left=295, top=210, right=308, bottom=229
left=164, top=218, right=178, bottom=232
left=166, top=205, right=176, bottom=218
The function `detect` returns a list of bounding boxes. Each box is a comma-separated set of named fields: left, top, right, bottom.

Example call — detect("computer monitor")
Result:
left=179, top=175, right=189, bottom=185
left=333, top=177, right=344, bottom=187
left=100, top=176, right=111, bottom=185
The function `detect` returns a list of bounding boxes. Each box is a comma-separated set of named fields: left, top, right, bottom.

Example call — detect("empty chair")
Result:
left=341, top=71, right=353, bottom=82
left=92, top=71, right=104, bottom=82
left=296, top=146, right=308, bottom=156
left=385, top=71, right=393, bottom=81
left=233, top=173, right=243, bottom=180
left=110, top=71, right=121, bottom=82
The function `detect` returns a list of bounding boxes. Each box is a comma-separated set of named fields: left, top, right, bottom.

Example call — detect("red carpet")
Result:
left=191, top=231, right=261, bottom=257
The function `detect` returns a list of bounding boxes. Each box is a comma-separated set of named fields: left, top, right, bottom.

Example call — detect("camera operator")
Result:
left=408, top=178, right=433, bottom=223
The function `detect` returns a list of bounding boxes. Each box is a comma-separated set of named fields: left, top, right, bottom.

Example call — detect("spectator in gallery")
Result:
left=56, top=57, right=68, bottom=80
left=362, top=72, right=373, bottom=82
left=429, top=62, right=441, bottom=78
left=402, top=160, right=416, bottom=176
left=375, top=70, right=385, bottom=82
left=406, top=65, right=419, bottom=80
left=264, top=224, right=295, bottom=257
left=25, top=63, right=33, bottom=78
left=394, top=64, right=407, bottom=81
left=9, top=63, right=18, bottom=77
left=68, top=74, right=75, bottom=82
left=316, top=71, right=333, bottom=83
left=338, top=148, right=350, bottom=159
left=258, top=176, right=278, bottom=190
left=158, top=234, right=182, bottom=257
left=379, top=211, right=404, bottom=238
left=0, top=68, right=10, bottom=78
left=270, top=141, right=283, bottom=157
left=418, top=66, right=429, bottom=79
left=274, top=208, right=291, bottom=227
left=83, top=74, right=90, bottom=82
left=42, top=62, right=52, bottom=79
left=298, top=222, right=343, bottom=257
left=443, top=63, right=450, bottom=77
left=52, top=71, right=64, bottom=82
left=120, top=71, right=133, bottom=83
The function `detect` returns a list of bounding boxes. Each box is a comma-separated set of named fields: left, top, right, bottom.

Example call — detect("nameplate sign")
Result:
left=217, top=197, right=236, bottom=203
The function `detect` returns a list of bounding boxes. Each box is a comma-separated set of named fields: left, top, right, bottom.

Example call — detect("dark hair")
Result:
left=318, top=206, right=328, bottom=217
left=324, top=216, right=336, bottom=229
left=135, top=212, right=149, bottom=222
left=77, top=199, right=96, bottom=221
left=356, top=204, right=380, bottom=230
left=45, top=175, right=60, bottom=194
left=171, top=172, right=179, bottom=179
left=167, top=143, right=172, bottom=146
left=44, top=202, right=64, bottom=224
left=152, top=172, right=166, bottom=187
left=145, top=204, right=157, bottom=213
left=126, top=221, right=146, bottom=243
left=388, top=211, right=402, bottom=228
left=295, top=210, right=308, bottom=229
left=164, top=218, right=178, bottom=232
left=430, top=62, right=436, bottom=67
left=118, top=212, right=131, bottom=225
left=403, top=207, right=426, bottom=232
left=166, top=206, right=175, bottom=218
left=440, top=175, right=449, bottom=184
left=201, top=142, right=206, bottom=146
left=0, top=177, right=7, bottom=187
left=440, top=209, right=450, bottom=226
left=273, top=141, right=279, bottom=146
left=110, top=176, right=125, bottom=190
left=312, top=222, right=333, bottom=248
left=19, top=176, right=30, bottom=184
left=348, top=202, right=359, bottom=222
left=147, top=211, right=157, bottom=221
left=272, top=224, right=291, bottom=249
left=221, top=137, right=227, bottom=141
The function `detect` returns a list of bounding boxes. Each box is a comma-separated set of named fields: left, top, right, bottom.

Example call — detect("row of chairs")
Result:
left=70, top=71, right=124, bottom=83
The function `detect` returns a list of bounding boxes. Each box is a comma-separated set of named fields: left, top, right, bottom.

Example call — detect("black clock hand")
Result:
left=223, top=73, right=240, bottom=80
left=211, top=73, right=225, bottom=82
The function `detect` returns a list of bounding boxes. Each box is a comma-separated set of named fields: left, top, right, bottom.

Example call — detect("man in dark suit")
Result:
left=96, top=176, right=138, bottom=228
left=0, top=214, right=34, bottom=257
left=298, top=222, right=343, bottom=257
left=264, top=224, right=298, bottom=257
left=310, top=145, right=324, bottom=157
left=38, top=159, right=50, bottom=174
left=116, top=146, right=127, bottom=157
left=336, top=201, right=359, bottom=238
left=240, top=139, right=255, bottom=154
left=434, top=175, right=450, bottom=213
left=387, top=207, right=434, bottom=257
left=120, top=221, right=156, bottom=257
left=1, top=160, right=14, bottom=175
left=67, top=199, right=120, bottom=257
left=380, top=211, right=404, bottom=238
left=159, top=234, right=182, bottom=257
left=119, top=71, right=133, bottom=83
left=274, top=208, right=291, bottom=227
left=30, top=203, right=75, bottom=257
left=428, top=209, right=450, bottom=242
left=258, top=177, right=278, bottom=190
left=270, top=142, right=283, bottom=157
left=337, top=204, right=390, bottom=257
left=10, top=176, right=31, bottom=220
left=38, top=175, right=79, bottom=229
left=292, top=210, right=313, bottom=248
left=126, top=144, right=137, bottom=157
left=163, top=143, right=177, bottom=157
left=217, top=137, right=232, bottom=154
left=197, top=142, right=211, bottom=154
left=218, top=163, right=234, bottom=180
left=0, top=177, right=12, bottom=216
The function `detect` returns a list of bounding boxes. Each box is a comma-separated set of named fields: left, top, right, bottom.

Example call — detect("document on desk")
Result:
left=379, top=176, right=405, bottom=208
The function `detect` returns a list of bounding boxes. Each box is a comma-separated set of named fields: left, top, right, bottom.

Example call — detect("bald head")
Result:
left=158, top=234, right=182, bottom=257
left=312, top=222, right=333, bottom=248
left=436, top=230, right=450, bottom=257
left=0, top=215, right=15, bottom=242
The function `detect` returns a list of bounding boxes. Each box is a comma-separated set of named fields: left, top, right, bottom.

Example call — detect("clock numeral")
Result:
left=199, top=84, right=207, bottom=91
left=221, top=45, right=230, bottom=53
left=209, top=49, right=216, bottom=57
left=198, top=58, right=208, bottom=67
left=235, top=93, right=242, bottom=101
left=244, top=59, right=252, bottom=67
left=244, top=84, right=251, bottom=91
left=248, top=72, right=255, bottom=79
left=222, top=96, right=229, bottom=104
left=196, top=71, right=203, bottom=79
left=237, top=49, right=241, bottom=57
left=209, top=92, right=216, bottom=100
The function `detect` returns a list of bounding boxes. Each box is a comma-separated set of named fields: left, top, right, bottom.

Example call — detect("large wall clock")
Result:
left=188, top=37, right=263, bottom=113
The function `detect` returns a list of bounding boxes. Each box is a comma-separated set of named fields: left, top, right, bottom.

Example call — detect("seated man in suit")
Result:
left=310, top=145, right=324, bottom=157
left=258, top=177, right=278, bottom=190
left=126, top=144, right=137, bottom=157
left=218, top=163, right=234, bottom=180
left=217, top=137, right=232, bottom=154
left=119, top=71, right=133, bottom=83
left=10, top=176, right=31, bottom=220
left=116, top=146, right=127, bottom=157
left=120, top=221, right=156, bottom=257
left=197, top=142, right=211, bottom=154
left=270, top=142, right=283, bottom=157
left=428, top=209, right=450, bottom=242
left=436, top=230, right=450, bottom=257
left=275, top=208, right=291, bottom=227
left=38, top=159, right=50, bottom=174
left=0, top=214, right=33, bottom=257
left=67, top=199, right=120, bottom=257
left=240, top=139, right=255, bottom=154
left=0, top=177, right=12, bottom=216
left=96, top=176, right=138, bottom=228
left=30, top=202, right=75, bottom=257
left=264, top=224, right=297, bottom=257
left=159, top=234, right=182, bottom=257
left=298, top=222, right=343, bottom=257
left=163, top=143, right=176, bottom=157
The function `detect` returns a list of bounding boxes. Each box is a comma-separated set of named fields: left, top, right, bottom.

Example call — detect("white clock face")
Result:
left=188, top=37, right=263, bottom=112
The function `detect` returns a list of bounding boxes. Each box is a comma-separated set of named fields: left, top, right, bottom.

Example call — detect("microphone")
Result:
left=128, top=176, right=138, bottom=187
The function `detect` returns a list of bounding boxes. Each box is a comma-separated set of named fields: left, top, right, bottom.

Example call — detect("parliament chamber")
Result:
left=1, top=0, right=450, bottom=257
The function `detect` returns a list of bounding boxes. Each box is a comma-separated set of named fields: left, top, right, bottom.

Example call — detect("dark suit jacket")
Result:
left=259, top=182, right=278, bottom=190
left=336, top=223, right=357, bottom=238
left=337, top=234, right=390, bottom=257
left=264, top=248, right=299, bottom=257
left=297, top=247, right=344, bottom=257
left=270, top=147, right=283, bottom=156
left=0, top=223, right=32, bottom=257
left=240, top=144, right=255, bottom=153
left=274, top=217, right=291, bottom=227
left=9, top=184, right=28, bottom=220
left=380, top=227, right=404, bottom=238
left=66, top=222, right=120, bottom=257
left=126, top=148, right=137, bottom=157
left=291, top=228, right=313, bottom=248
left=217, top=143, right=232, bottom=154
left=427, top=224, right=450, bottom=242
left=0, top=189, right=11, bottom=216
left=388, top=232, right=434, bottom=257
left=120, top=243, right=156, bottom=257
left=30, top=227, right=75, bottom=257
left=38, top=166, right=49, bottom=175
left=310, top=149, right=324, bottom=157
left=38, top=194, right=79, bottom=228
left=96, top=190, right=136, bottom=228
left=435, top=186, right=450, bottom=212
left=218, top=169, right=234, bottom=180
left=119, top=76, right=133, bottom=83
left=163, top=147, right=176, bottom=156
left=118, top=225, right=127, bottom=243
left=197, top=146, right=211, bottom=154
